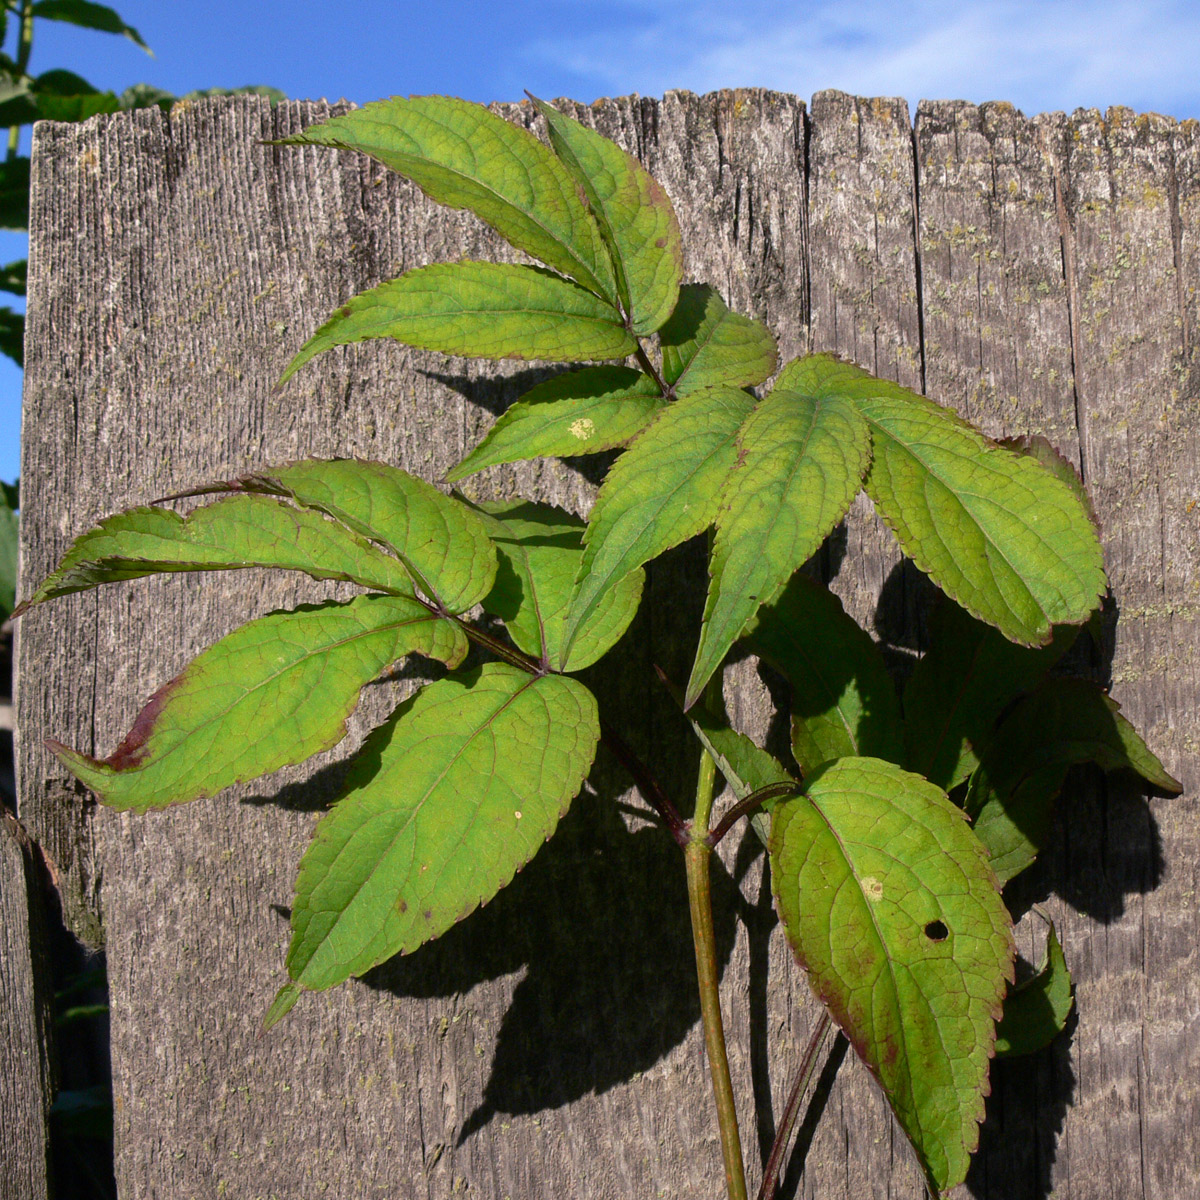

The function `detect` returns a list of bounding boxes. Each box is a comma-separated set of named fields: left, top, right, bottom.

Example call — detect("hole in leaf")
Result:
left=924, top=920, right=949, bottom=942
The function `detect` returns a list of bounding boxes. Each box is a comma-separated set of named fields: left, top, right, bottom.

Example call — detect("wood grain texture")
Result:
left=12, top=89, right=1197, bottom=1199
left=0, top=810, right=55, bottom=1200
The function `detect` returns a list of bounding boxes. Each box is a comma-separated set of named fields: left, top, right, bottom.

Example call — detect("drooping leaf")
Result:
left=658, top=284, right=778, bottom=394
left=30, top=1, right=150, bottom=50
left=471, top=499, right=643, bottom=671
left=562, top=385, right=755, bottom=657
left=530, top=94, right=682, bottom=335
left=796, top=354, right=1106, bottom=646
left=995, top=919, right=1073, bottom=1058
left=286, top=663, right=599, bottom=990
left=278, top=95, right=617, bottom=303
left=49, top=594, right=467, bottom=812
left=771, top=757, right=1014, bottom=1194
left=446, top=366, right=665, bottom=480
left=966, top=678, right=1181, bottom=884
left=14, top=493, right=414, bottom=614
left=746, top=574, right=904, bottom=773
left=904, top=599, right=1079, bottom=792
left=193, top=459, right=496, bottom=616
left=282, top=261, right=633, bottom=382
left=685, top=377, right=871, bottom=708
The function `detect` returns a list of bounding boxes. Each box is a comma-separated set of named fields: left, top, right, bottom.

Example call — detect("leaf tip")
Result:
left=263, top=981, right=303, bottom=1031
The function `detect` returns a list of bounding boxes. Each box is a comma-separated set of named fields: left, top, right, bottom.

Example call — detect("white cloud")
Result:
left=527, top=0, right=1200, bottom=119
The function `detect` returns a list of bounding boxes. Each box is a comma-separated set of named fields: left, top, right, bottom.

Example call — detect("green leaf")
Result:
left=0, top=157, right=30, bottom=231
left=0, top=259, right=26, bottom=295
left=14, top=493, right=414, bottom=614
left=282, top=261, right=634, bottom=382
left=286, top=663, right=599, bottom=990
left=117, top=82, right=175, bottom=112
left=966, top=678, right=1181, bottom=885
left=31, top=89, right=120, bottom=122
left=446, top=366, right=665, bottom=480
left=746, top=574, right=905, bottom=774
left=770, top=757, right=1013, bottom=1194
left=29, top=1, right=150, bottom=51
left=278, top=96, right=616, bottom=303
left=995, top=919, right=1073, bottom=1058
left=658, top=284, right=778, bottom=394
left=471, top=499, right=643, bottom=671
left=798, top=354, right=1106, bottom=645
left=562, top=385, right=755, bottom=657
left=0, top=483, right=16, bottom=620
left=198, top=459, right=496, bottom=616
left=178, top=85, right=286, bottom=106
left=685, top=375, right=871, bottom=708
left=49, top=594, right=467, bottom=812
left=999, top=434, right=1098, bottom=528
left=904, top=600, right=1079, bottom=793
left=0, top=305, right=22, bottom=366
left=530, top=94, right=682, bottom=335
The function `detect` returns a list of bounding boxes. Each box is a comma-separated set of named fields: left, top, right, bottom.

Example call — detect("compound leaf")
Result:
left=472, top=499, right=643, bottom=671
left=799, top=355, right=1106, bottom=646
left=49, top=594, right=467, bottom=812
left=685, top=376, right=871, bottom=708
left=562, top=385, right=755, bottom=657
left=197, top=459, right=496, bottom=615
left=446, top=366, right=665, bottom=480
left=14, top=493, right=414, bottom=614
left=282, top=261, right=634, bottom=383
left=659, top=284, right=778, bottom=394
left=286, top=663, right=599, bottom=990
left=771, top=756, right=1013, bottom=1195
left=530, top=95, right=682, bottom=335
left=904, top=600, right=1079, bottom=793
left=278, top=95, right=617, bottom=303
left=995, top=920, right=1073, bottom=1058
left=746, top=574, right=904, bottom=773
left=966, top=678, right=1181, bottom=885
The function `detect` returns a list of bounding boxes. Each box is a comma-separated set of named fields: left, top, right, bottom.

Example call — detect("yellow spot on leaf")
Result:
left=862, top=876, right=884, bottom=903
left=569, top=417, right=596, bottom=441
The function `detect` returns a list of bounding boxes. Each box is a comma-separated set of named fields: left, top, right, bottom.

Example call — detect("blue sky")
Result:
left=4, top=0, right=1200, bottom=483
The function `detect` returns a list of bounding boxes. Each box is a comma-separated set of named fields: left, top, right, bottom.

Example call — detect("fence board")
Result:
left=14, top=89, right=1198, bottom=1199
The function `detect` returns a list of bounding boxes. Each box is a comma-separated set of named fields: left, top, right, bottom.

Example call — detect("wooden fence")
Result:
left=4, top=89, right=1197, bottom=1199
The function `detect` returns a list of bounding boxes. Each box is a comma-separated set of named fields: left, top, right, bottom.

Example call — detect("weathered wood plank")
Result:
left=14, top=87, right=1197, bottom=1200
left=0, top=809, right=55, bottom=1200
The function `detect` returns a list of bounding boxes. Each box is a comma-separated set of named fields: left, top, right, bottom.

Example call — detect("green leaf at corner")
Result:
left=658, top=284, right=778, bottom=394
left=685, top=371, right=871, bottom=708
left=562, top=385, right=755, bottom=657
left=50, top=593, right=468, bottom=812
left=282, top=261, right=634, bottom=382
left=530, top=95, right=682, bottom=335
left=806, top=354, right=1106, bottom=645
left=472, top=499, right=643, bottom=672
left=286, top=663, right=599, bottom=990
left=746, top=574, right=904, bottom=774
left=201, top=459, right=496, bottom=616
left=966, top=678, right=1181, bottom=885
left=904, top=599, right=1080, bottom=793
left=446, top=367, right=665, bottom=480
left=995, top=919, right=1073, bottom=1058
left=771, top=757, right=1014, bottom=1194
left=277, top=95, right=617, bottom=303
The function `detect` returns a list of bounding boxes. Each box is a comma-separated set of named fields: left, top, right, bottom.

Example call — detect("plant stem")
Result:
left=634, top=338, right=671, bottom=398
left=756, top=1012, right=833, bottom=1200
left=8, top=0, right=33, bottom=161
left=687, top=735, right=748, bottom=1200
left=600, top=719, right=688, bottom=844
left=707, top=782, right=801, bottom=847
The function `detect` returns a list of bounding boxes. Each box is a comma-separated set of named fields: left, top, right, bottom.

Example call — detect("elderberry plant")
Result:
left=17, top=95, right=1180, bottom=1199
